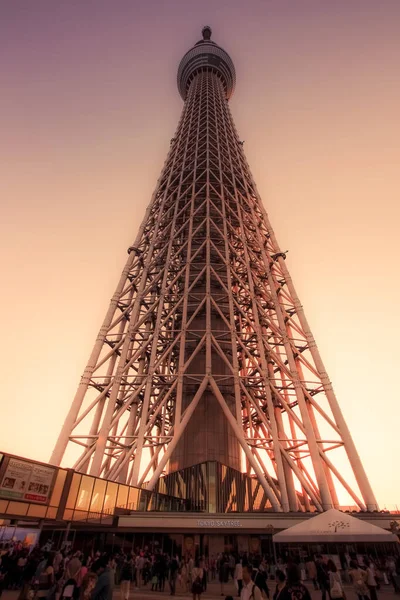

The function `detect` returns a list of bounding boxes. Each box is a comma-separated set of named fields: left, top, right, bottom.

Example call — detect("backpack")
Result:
left=250, top=583, right=260, bottom=599
left=330, top=574, right=343, bottom=599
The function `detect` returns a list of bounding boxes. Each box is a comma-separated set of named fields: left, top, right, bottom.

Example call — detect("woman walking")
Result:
left=37, top=556, right=56, bottom=600
left=120, top=556, right=134, bottom=600
left=273, top=570, right=287, bottom=600
left=191, top=559, right=204, bottom=600
left=327, top=560, right=344, bottom=600
left=234, top=558, right=243, bottom=598
left=366, top=561, right=378, bottom=600
left=349, top=560, right=370, bottom=600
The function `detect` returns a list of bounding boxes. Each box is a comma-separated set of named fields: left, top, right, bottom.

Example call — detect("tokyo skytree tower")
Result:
left=51, top=27, right=378, bottom=513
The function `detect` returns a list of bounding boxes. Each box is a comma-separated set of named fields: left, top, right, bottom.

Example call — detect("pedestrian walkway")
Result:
left=112, top=581, right=398, bottom=600
left=2, top=582, right=398, bottom=600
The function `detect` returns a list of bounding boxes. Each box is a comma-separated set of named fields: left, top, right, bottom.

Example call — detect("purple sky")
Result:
left=1, top=0, right=400, bottom=507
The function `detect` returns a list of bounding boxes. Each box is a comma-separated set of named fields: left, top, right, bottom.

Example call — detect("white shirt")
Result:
left=241, top=580, right=262, bottom=600
left=235, top=562, right=243, bottom=580
left=367, top=567, right=377, bottom=586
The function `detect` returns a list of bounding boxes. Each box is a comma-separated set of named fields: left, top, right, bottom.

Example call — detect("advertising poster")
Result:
left=0, top=458, right=55, bottom=504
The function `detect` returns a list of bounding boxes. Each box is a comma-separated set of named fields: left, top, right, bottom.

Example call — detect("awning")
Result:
left=273, top=509, right=398, bottom=543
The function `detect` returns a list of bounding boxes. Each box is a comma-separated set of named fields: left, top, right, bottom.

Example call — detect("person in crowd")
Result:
left=316, top=555, right=330, bottom=600
left=241, top=564, right=262, bottom=600
left=75, top=557, right=89, bottom=597
left=191, top=558, right=204, bottom=600
left=327, top=560, right=344, bottom=600
left=91, top=557, right=114, bottom=600
left=16, top=553, right=27, bottom=589
left=385, top=557, right=399, bottom=593
left=366, top=560, right=378, bottom=600
left=179, top=559, right=188, bottom=593
left=252, top=560, right=270, bottom=599
left=37, top=555, right=55, bottom=600
left=17, top=552, right=39, bottom=600
left=306, top=557, right=319, bottom=590
left=273, top=569, right=286, bottom=600
left=119, top=555, right=134, bottom=600
left=277, top=565, right=311, bottom=600
left=80, top=571, right=97, bottom=600
left=169, top=554, right=179, bottom=596
left=229, top=554, right=236, bottom=580
left=150, top=569, right=158, bottom=591
left=135, top=553, right=144, bottom=588
left=66, top=552, right=82, bottom=585
left=349, top=560, right=370, bottom=600
left=210, top=555, right=216, bottom=581
left=53, top=550, right=63, bottom=576
left=200, top=556, right=207, bottom=592
left=234, top=556, right=243, bottom=598
left=218, top=554, right=229, bottom=597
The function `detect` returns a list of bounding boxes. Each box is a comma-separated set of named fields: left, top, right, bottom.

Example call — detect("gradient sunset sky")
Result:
left=1, top=0, right=399, bottom=508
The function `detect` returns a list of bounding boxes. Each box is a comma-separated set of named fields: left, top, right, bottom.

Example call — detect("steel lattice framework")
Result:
left=52, top=27, right=378, bottom=512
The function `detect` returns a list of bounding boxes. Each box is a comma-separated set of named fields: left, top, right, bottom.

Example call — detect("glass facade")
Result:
left=153, top=461, right=275, bottom=512
left=63, top=472, right=188, bottom=524
left=0, top=452, right=190, bottom=525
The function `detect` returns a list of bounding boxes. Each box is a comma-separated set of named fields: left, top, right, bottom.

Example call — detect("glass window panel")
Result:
left=66, top=474, right=81, bottom=509
left=7, top=502, right=28, bottom=516
left=76, top=476, right=94, bottom=511
left=208, top=461, right=216, bottom=513
left=72, top=510, right=88, bottom=521
left=90, top=478, right=107, bottom=513
left=116, top=485, right=128, bottom=508
left=128, top=487, right=138, bottom=511
left=63, top=508, right=73, bottom=520
left=139, top=490, right=151, bottom=511
left=103, top=482, right=118, bottom=514
left=27, top=504, right=47, bottom=518
left=46, top=507, right=57, bottom=519
left=88, top=512, right=102, bottom=523
left=48, top=469, right=67, bottom=507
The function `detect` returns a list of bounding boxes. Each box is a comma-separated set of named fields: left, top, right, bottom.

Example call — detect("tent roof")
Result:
left=273, top=509, right=398, bottom=543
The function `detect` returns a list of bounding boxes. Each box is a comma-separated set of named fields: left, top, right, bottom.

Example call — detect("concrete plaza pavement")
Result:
left=2, top=581, right=399, bottom=600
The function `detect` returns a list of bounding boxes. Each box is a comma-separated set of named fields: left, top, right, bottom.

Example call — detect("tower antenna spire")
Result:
left=202, top=25, right=212, bottom=40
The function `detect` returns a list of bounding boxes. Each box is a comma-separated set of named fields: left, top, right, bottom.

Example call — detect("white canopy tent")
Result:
left=273, top=509, right=398, bottom=544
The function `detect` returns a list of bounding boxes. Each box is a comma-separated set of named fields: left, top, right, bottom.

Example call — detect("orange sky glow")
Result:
left=0, top=0, right=399, bottom=509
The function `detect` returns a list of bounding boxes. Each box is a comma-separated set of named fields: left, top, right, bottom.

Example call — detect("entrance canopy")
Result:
left=273, top=509, right=398, bottom=543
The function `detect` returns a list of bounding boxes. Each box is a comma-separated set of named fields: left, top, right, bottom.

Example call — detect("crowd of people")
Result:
left=0, top=539, right=399, bottom=600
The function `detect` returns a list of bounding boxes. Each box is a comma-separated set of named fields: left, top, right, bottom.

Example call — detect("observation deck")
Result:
left=177, top=26, right=236, bottom=100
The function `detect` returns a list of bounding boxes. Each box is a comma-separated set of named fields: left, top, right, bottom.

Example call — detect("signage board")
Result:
left=118, top=514, right=279, bottom=531
left=0, top=457, right=56, bottom=504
